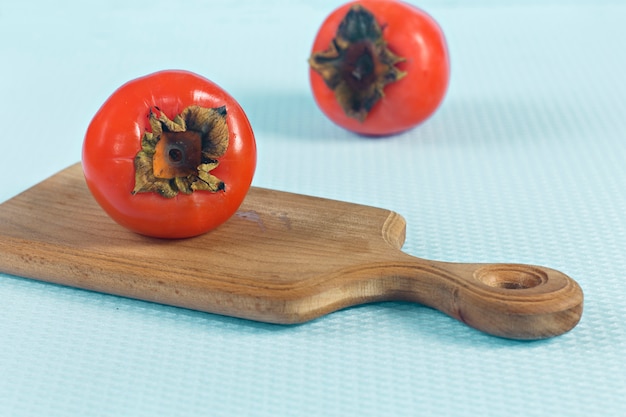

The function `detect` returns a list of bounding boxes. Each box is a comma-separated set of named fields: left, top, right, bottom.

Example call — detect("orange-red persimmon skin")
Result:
left=82, top=70, right=257, bottom=239
left=309, top=0, right=450, bottom=136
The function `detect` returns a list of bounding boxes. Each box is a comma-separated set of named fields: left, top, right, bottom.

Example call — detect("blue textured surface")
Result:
left=1, top=1, right=625, bottom=416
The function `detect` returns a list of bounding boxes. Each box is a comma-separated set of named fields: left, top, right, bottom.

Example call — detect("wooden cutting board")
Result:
left=0, top=164, right=583, bottom=339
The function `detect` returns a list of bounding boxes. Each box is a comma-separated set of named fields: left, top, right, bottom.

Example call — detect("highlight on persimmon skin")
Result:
left=308, top=0, right=450, bottom=136
left=82, top=70, right=257, bottom=239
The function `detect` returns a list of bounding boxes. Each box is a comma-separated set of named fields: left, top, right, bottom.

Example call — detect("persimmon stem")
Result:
left=153, top=131, right=202, bottom=179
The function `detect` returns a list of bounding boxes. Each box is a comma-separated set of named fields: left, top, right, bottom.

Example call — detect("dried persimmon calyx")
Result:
left=132, top=105, right=229, bottom=198
left=308, top=4, right=406, bottom=122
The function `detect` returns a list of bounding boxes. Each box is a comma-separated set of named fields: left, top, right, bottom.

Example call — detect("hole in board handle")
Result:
left=474, top=265, right=548, bottom=290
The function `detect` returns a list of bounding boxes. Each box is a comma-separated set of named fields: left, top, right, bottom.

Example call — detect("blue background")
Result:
left=1, top=1, right=625, bottom=416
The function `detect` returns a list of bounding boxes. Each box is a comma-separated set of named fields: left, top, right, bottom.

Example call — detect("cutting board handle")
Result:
left=369, top=254, right=583, bottom=339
